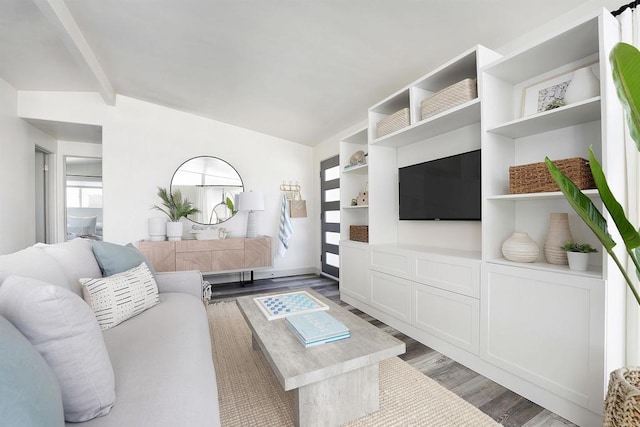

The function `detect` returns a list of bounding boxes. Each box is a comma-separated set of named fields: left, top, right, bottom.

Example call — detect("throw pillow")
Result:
left=0, top=276, right=116, bottom=422
left=90, top=240, right=156, bottom=277
left=80, top=262, right=159, bottom=330
left=0, top=315, right=65, bottom=427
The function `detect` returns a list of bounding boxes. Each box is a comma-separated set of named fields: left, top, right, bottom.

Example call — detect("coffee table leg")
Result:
left=293, top=363, right=379, bottom=426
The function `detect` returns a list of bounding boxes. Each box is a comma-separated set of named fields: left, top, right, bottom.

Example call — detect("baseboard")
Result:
left=203, top=267, right=318, bottom=284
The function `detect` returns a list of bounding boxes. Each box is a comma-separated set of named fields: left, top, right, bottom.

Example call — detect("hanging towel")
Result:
left=278, top=194, right=294, bottom=257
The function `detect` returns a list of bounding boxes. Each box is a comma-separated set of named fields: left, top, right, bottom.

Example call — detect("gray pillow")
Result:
left=91, top=240, right=155, bottom=276
left=0, top=276, right=116, bottom=422
left=0, top=315, right=65, bottom=427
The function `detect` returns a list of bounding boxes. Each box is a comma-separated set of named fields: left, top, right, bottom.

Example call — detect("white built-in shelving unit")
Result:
left=339, top=9, right=625, bottom=427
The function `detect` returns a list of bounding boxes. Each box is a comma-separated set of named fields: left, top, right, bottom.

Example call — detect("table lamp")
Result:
left=237, top=191, right=265, bottom=238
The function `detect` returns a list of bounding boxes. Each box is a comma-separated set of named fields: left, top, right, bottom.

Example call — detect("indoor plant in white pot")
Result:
left=152, top=187, right=199, bottom=241
left=560, top=241, right=598, bottom=271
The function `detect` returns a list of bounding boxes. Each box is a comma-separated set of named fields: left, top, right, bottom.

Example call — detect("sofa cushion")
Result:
left=0, top=246, right=69, bottom=291
left=77, top=293, right=220, bottom=427
left=36, top=238, right=102, bottom=296
left=0, top=315, right=65, bottom=427
left=90, top=240, right=155, bottom=277
left=0, top=276, right=116, bottom=422
left=80, top=262, right=159, bottom=331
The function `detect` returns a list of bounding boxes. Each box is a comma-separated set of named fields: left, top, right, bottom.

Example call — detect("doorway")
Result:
left=65, top=157, right=103, bottom=241
left=34, top=148, right=50, bottom=243
left=320, top=155, right=340, bottom=278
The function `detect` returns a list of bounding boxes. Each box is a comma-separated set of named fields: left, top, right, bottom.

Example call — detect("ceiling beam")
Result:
left=33, top=0, right=115, bottom=105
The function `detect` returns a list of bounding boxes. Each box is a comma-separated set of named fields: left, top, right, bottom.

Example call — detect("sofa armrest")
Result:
left=154, top=270, right=203, bottom=299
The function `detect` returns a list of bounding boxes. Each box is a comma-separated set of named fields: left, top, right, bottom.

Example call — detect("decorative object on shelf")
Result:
left=350, top=198, right=358, bottom=206
left=148, top=217, right=167, bottom=241
left=561, top=241, right=597, bottom=271
left=543, top=213, right=573, bottom=265
left=376, top=108, right=410, bottom=138
left=189, top=225, right=229, bottom=240
left=509, top=157, right=595, bottom=194
left=356, top=182, right=368, bottom=206
left=152, top=187, right=200, bottom=242
left=237, top=191, right=265, bottom=238
left=348, top=150, right=367, bottom=167
left=349, top=225, right=368, bottom=243
left=563, top=64, right=600, bottom=105
left=501, top=232, right=539, bottom=263
left=603, top=367, right=640, bottom=427
left=420, top=78, right=477, bottom=120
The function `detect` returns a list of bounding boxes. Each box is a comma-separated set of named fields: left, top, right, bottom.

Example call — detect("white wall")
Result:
left=103, top=96, right=315, bottom=275
left=0, top=78, right=57, bottom=254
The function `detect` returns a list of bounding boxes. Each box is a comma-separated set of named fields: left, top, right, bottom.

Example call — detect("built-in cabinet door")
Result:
left=339, top=241, right=369, bottom=302
left=245, top=237, right=272, bottom=268
left=481, top=263, right=605, bottom=413
left=369, top=270, right=411, bottom=323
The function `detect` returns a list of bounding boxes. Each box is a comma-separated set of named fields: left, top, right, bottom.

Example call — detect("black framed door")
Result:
left=320, top=155, right=340, bottom=278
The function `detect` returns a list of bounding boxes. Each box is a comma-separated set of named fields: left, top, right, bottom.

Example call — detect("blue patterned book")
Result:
left=285, top=310, right=350, bottom=347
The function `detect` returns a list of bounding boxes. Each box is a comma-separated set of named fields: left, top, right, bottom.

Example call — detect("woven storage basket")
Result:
left=603, top=367, right=640, bottom=427
left=509, top=157, right=595, bottom=194
left=350, top=225, right=369, bottom=243
left=421, top=78, right=477, bottom=120
left=376, top=108, right=410, bottom=138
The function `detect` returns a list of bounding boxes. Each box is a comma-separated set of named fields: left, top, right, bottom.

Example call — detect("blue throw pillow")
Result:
left=0, top=316, right=65, bottom=427
left=91, top=240, right=156, bottom=277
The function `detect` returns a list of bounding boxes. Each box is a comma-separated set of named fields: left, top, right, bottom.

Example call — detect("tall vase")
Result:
left=544, top=213, right=573, bottom=265
left=563, top=65, right=600, bottom=105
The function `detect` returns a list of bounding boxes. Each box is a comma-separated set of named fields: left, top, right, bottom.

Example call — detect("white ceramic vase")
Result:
left=563, top=66, right=600, bottom=105
left=148, top=217, right=167, bottom=241
left=544, top=213, right=573, bottom=265
left=501, top=232, right=539, bottom=263
left=567, top=252, right=589, bottom=271
left=166, top=221, right=183, bottom=241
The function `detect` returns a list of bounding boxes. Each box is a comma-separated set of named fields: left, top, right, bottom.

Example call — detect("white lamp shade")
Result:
left=237, top=191, right=265, bottom=212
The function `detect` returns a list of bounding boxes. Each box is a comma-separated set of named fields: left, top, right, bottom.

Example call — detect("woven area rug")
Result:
left=208, top=301, right=499, bottom=427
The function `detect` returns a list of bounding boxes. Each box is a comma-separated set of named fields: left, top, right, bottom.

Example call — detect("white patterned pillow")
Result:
left=80, top=262, right=159, bottom=330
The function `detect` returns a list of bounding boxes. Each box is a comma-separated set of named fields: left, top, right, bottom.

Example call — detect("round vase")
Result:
left=501, top=232, right=539, bottom=263
left=567, top=252, right=589, bottom=271
left=148, top=217, right=167, bottom=241
left=166, top=221, right=183, bottom=241
left=563, top=66, right=600, bottom=105
left=544, top=213, right=573, bottom=265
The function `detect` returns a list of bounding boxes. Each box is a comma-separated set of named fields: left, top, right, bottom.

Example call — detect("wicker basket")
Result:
left=376, top=108, right=410, bottom=138
left=350, top=225, right=369, bottom=243
left=509, top=157, right=595, bottom=194
left=421, top=78, right=477, bottom=120
left=603, top=367, right=640, bottom=427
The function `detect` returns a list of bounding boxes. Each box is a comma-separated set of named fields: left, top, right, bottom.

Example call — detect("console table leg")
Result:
left=293, top=363, right=379, bottom=426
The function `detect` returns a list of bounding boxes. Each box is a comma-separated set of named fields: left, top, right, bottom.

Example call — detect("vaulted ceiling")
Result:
left=0, top=0, right=610, bottom=146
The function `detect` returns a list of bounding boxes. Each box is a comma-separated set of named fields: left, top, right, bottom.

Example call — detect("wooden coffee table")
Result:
left=236, top=288, right=405, bottom=426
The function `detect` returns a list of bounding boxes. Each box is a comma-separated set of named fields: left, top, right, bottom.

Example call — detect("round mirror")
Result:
left=170, top=156, right=244, bottom=225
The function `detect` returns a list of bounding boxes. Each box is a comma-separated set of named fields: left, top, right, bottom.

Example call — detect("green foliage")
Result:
left=611, top=43, right=640, bottom=151
left=225, top=197, right=236, bottom=213
left=152, top=187, right=199, bottom=222
left=560, top=241, right=598, bottom=253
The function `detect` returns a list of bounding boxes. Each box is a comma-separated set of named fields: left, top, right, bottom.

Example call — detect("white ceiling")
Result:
left=0, top=0, right=611, bottom=146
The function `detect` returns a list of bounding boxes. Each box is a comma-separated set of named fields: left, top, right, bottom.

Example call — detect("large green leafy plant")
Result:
left=152, top=187, right=200, bottom=222
left=546, top=42, right=640, bottom=305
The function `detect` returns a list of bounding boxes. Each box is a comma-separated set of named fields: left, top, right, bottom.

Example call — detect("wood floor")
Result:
left=207, top=274, right=578, bottom=427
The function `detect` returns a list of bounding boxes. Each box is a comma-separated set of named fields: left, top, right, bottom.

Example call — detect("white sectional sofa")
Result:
left=0, top=238, right=221, bottom=426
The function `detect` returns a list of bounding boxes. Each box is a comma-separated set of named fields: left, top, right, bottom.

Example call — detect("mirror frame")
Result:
left=170, top=156, right=244, bottom=226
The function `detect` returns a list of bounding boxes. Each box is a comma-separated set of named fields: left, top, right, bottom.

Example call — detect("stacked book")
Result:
left=285, top=310, right=350, bottom=347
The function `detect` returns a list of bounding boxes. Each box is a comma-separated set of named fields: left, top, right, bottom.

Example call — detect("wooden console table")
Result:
left=138, top=236, right=272, bottom=275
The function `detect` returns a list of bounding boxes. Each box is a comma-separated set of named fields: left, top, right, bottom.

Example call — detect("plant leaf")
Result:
left=588, top=147, right=640, bottom=250
left=545, top=157, right=616, bottom=251
left=610, top=42, right=640, bottom=151
left=226, top=197, right=235, bottom=212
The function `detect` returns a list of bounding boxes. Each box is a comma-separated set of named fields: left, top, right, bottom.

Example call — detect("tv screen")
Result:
left=399, top=150, right=481, bottom=221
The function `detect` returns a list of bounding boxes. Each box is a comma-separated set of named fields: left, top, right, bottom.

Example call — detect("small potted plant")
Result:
left=152, top=187, right=199, bottom=241
left=560, top=241, right=598, bottom=271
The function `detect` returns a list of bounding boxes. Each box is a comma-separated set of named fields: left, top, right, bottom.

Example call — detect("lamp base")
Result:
left=246, top=211, right=258, bottom=238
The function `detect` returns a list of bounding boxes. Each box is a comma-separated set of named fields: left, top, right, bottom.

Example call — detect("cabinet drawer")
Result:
left=138, top=241, right=175, bottom=272
left=176, top=251, right=212, bottom=271
left=413, top=254, right=480, bottom=298
left=212, top=250, right=245, bottom=271
left=369, top=270, right=411, bottom=322
left=412, top=283, right=479, bottom=354
left=175, top=238, right=244, bottom=252
left=370, top=247, right=411, bottom=277
left=245, top=237, right=272, bottom=268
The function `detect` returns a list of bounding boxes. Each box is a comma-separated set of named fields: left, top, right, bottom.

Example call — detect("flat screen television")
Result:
left=398, top=149, right=481, bottom=221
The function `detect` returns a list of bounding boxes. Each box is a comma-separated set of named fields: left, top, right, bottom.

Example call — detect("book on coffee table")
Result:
left=285, top=310, right=350, bottom=347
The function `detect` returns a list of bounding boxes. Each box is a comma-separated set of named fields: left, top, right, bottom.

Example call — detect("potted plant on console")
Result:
left=560, top=241, right=598, bottom=271
left=152, top=187, right=199, bottom=241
